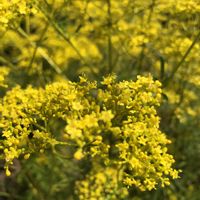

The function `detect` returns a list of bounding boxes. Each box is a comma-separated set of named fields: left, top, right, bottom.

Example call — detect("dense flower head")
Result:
left=0, top=75, right=179, bottom=194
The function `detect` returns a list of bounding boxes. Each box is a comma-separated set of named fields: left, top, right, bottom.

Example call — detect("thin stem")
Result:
left=148, top=0, right=156, bottom=23
left=107, top=0, right=113, bottom=73
left=28, top=23, right=49, bottom=71
left=17, top=27, right=62, bottom=75
left=136, top=46, right=145, bottom=74
left=0, top=192, right=21, bottom=200
left=163, top=29, right=200, bottom=87
left=25, top=15, right=30, bottom=34
left=0, top=56, right=15, bottom=68
left=39, top=6, right=98, bottom=77
left=40, top=7, right=85, bottom=62
left=26, top=172, right=45, bottom=200
left=160, top=55, right=165, bottom=80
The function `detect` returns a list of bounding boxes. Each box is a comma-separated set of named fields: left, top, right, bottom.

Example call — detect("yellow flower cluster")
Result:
left=75, top=166, right=128, bottom=200
left=0, top=0, right=200, bottom=198
left=0, top=67, right=9, bottom=87
left=1, top=0, right=199, bottom=83
left=0, top=0, right=36, bottom=29
left=0, top=75, right=179, bottom=193
left=71, top=75, right=179, bottom=197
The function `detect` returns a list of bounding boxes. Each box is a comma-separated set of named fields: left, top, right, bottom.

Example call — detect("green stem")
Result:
left=26, top=172, right=45, bottom=200
left=148, top=0, right=156, bottom=23
left=17, top=27, right=62, bottom=75
left=25, top=15, right=30, bottom=34
left=107, top=0, right=113, bottom=74
left=39, top=7, right=85, bottom=62
left=163, top=30, right=200, bottom=87
left=0, top=56, right=15, bottom=68
left=0, top=192, right=21, bottom=200
left=39, top=6, right=99, bottom=77
left=28, top=23, right=49, bottom=71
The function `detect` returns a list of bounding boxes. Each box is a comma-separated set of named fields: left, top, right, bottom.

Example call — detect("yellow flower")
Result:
left=74, top=149, right=84, bottom=160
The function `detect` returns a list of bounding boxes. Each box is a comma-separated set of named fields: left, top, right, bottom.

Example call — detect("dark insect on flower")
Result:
left=28, top=132, right=33, bottom=139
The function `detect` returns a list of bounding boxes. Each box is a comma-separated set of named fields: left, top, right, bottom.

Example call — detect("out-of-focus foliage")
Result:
left=0, top=0, right=200, bottom=199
